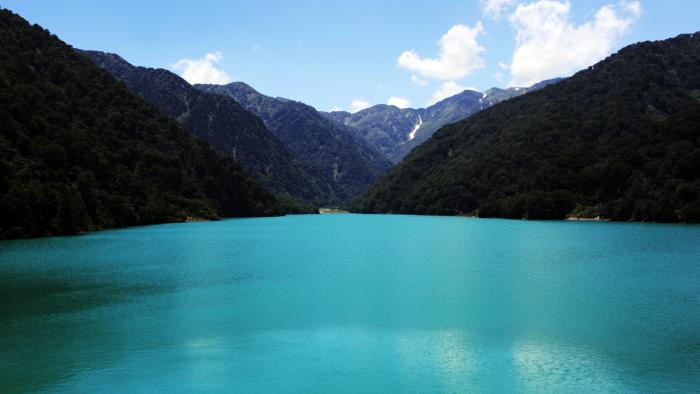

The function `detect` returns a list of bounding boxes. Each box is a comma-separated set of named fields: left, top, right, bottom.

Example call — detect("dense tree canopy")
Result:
left=0, top=10, right=282, bottom=239
left=353, top=33, right=700, bottom=223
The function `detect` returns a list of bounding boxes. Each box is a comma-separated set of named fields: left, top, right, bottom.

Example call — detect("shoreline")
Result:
left=3, top=212, right=694, bottom=241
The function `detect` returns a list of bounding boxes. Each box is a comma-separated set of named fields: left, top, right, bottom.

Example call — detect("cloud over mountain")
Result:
left=507, top=0, right=641, bottom=87
left=398, top=22, right=485, bottom=81
left=387, top=97, right=411, bottom=108
left=173, top=51, right=232, bottom=85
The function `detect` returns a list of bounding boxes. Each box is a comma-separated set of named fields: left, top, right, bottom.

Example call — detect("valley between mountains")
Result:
left=1, top=8, right=698, bottom=239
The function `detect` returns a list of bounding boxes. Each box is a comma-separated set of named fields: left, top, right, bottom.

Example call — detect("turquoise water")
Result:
left=1, top=215, right=699, bottom=392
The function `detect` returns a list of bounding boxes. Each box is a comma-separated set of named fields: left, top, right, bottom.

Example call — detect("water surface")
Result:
left=1, top=215, right=699, bottom=392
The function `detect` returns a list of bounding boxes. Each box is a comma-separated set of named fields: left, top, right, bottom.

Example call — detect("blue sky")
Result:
left=3, top=0, right=698, bottom=111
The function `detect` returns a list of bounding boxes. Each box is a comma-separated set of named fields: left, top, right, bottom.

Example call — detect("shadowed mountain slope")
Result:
left=82, top=50, right=326, bottom=206
left=197, top=82, right=392, bottom=202
left=353, top=33, right=700, bottom=223
left=0, top=9, right=282, bottom=238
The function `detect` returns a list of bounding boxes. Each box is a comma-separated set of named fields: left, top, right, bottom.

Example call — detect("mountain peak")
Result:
left=227, top=81, right=259, bottom=94
left=325, top=78, right=562, bottom=163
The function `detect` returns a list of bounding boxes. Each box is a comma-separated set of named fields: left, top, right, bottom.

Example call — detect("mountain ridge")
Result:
left=352, top=32, right=700, bottom=222
left=81, top=50, right=327, bottom=207
left=322, top=78, right=562, bottom=163
left=196, top=82, right=393, bottom=202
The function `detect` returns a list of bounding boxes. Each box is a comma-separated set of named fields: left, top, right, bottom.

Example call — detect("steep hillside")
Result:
left=197, top=82, right=392, bottom=202
left=353, top=33, right=700, bottom=222
left=326, top=104, right=421, bottom=162
left=81, top=50, right=325, bottom=206
left=325, top=79, right=561, bottom=163
left=0, top=9, right=281, bottom=239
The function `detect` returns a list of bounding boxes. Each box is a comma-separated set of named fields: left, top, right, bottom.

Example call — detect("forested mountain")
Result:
left=81, top=50, right=325, bottom=206
left=352, top=33, right=700, bottom=223
left=0, top=9, right=282, bottom=239
left=325, top=104, right=425, bottom=163
left=197, top=82, right=392, bottom=202
left=324, top=79, right=561, bottom=163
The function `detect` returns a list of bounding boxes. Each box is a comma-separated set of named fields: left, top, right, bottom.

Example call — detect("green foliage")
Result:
left=0, top=10, right=282, bottom=238
left=353, top=33, right=700, bottom=223
left=275, top=195, right=319, bottom=215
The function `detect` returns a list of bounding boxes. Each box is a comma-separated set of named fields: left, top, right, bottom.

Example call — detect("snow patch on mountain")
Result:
left=408, top=115, right=423, bottom=140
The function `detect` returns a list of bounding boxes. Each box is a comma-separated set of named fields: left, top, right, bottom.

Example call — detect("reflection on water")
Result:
left=1, top=215, right=699, bottom=392
left=395, top=329, right=478, bottom=392
left=513, top=340, right=624, bottom=392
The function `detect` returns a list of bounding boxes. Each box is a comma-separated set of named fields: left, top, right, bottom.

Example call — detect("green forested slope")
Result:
left=82, top=50, right=326, bottom=207
left=353, top=33, right=700, bottom=222
left=0, top=9, right=281, bottom=238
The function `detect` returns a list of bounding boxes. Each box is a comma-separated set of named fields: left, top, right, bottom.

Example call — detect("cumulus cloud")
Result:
left=387, top=97, right=411, bottom=108
left=507, top=0, right=641, bottom=87
left=329, top=106, right=344, bottom=112
left=173, top=51, right=233, bottom=85
left=349, top=99, right=371, bottom=113
left=482, top=0, right=517, bottom=19
left=398, top=22, right=485, bottom=81
left=411, top=74, right=429, bottom=87
left=428, top=82, right=476, bottom=106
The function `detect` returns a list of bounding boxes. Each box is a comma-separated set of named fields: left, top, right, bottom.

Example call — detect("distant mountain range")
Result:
left=353, top=33, right=700, bottom=222
left=323, top=79, right=562, bottom=163
left=196, top=82, right=392, bottom=202
left=0, top=9, right=282, bottom=238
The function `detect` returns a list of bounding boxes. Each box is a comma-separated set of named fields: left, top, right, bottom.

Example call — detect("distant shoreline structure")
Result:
left=319, top=208, right=350, bottom=214
left=565, top=216, right=611, bottom=222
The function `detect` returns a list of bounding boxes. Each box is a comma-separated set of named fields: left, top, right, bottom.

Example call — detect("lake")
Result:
left=1, top=214, right=699, bottom=392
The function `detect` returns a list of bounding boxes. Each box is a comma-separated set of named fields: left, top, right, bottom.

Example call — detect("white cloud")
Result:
left=428, top=81, right=475, bottom=105
left=507, top=0, right=641, bottom=87
left=621, top=0, right=642, bottom=18
left=387, top=97, right=411, bottom=108
left=411, top=74, right=429, bottom=87
left=349, top=99, right=371, bottom=113
left=398, top=22, right=485, bottom=81
left=330, top=106, right=344, bottom=112
left=173, top=51, right=233, bottom=85
left=498, top=61, right=510, bottom=70
left=482, top=0, right=517, bottom=19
